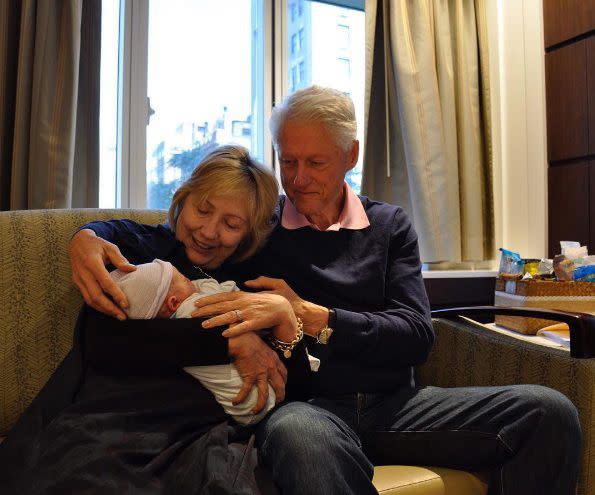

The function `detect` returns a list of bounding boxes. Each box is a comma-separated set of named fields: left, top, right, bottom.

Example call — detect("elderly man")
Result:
left=195, top=86, right=581, bottom=495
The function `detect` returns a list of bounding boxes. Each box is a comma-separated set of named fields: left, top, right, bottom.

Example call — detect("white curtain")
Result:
left=362, top=0, right=493, bottom=262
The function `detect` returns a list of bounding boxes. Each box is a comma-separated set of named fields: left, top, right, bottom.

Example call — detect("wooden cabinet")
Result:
left=543, top=0, right=595, bottom=48
left=544, top=0, right=595, bottom=254
left=589, top=37, right=595, bottom=154
left=548, top=163, right=590, bottom=256
left=545, top=40, right=589, bottom=161
left=591, top=162, right=595, bottom=251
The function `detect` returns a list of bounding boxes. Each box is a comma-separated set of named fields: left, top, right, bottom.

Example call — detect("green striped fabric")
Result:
left=0, top=209, right=166, bottom=434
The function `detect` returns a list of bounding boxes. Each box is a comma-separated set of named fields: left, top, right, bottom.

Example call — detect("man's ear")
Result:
left=347, top=140, right=359, bottom=172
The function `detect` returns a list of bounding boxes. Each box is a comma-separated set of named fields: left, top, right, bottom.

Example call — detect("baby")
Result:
left=109, top=259, right=277, bottom=425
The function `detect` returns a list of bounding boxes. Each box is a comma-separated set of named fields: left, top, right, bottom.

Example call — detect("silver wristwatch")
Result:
left=316, top=309, right=335, bottom=344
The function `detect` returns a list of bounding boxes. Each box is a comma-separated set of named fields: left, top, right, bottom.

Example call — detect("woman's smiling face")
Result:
left=175, top=191, right=251, bottom=269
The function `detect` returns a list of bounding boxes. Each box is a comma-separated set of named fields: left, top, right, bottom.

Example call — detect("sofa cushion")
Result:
left=372, top=465, right=487, bottom=494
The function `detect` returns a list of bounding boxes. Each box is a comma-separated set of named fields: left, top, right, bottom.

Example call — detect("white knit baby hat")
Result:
left=109, top=259, right=174, bottom=319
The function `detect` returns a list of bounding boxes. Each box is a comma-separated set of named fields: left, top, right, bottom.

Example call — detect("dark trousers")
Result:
left=256, top=385, right=582, bottom=495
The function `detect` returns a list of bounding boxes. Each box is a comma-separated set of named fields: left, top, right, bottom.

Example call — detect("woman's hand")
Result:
left=228, top=332, right=287, bottom=412
left=244, top=276, right=330, bottom=337
left=69, top=229, right=136, bottom=319
left=192, top=291, right=298, bottom=342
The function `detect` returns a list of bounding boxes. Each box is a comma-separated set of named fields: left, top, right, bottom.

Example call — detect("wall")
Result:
left=487, top=0, right=549, bottom=260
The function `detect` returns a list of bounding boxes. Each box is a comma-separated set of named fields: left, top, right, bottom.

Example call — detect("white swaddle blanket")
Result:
left=177, top=278, right=319, bottom=425
left=175, top=279, right=275, bottom=425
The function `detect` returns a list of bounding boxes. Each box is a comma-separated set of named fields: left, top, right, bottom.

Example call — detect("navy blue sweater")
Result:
left=85, top=195, right=433, bottom=396
left=236, top=196, right=433, bottom=395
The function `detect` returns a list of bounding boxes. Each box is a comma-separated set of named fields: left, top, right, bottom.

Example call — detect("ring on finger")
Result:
left=234, top=309, right=243, bottom=321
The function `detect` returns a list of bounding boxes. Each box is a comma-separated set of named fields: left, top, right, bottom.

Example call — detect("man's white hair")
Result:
left=269, top=85, right=357, bottom=152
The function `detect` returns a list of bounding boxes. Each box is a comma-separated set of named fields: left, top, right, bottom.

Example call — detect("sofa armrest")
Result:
left=418, top=315, right=595, bottom=495
left=432, top=306, right=595, bottom=358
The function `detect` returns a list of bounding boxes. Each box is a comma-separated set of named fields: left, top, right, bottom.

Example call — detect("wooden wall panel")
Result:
left=589, top=37, right=595, bottom=154
left=591, top=162, right=595, bottom=252
left=543, top=0, right=595, bottom=48
left=548, top=163, right=590, bottom=257
left=545, top=40, right=589, bottom=161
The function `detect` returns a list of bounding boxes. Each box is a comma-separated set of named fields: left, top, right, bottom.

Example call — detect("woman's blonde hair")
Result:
left=168, top=144, right=279, bottom=262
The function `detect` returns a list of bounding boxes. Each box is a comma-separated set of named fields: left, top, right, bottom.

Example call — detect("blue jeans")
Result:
left=256, top=385, right=581, bottom=495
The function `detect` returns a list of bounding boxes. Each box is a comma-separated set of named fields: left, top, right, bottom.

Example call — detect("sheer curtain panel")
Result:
left=362, top=0, right=493, bottom=263
left=0, top=0, right=100, bottom=210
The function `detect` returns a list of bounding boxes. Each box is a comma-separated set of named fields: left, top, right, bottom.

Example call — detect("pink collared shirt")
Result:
left=281, top=182, right=370, bottom=231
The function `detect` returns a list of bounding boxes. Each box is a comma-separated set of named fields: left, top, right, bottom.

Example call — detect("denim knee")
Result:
left=531, top=385, right=581, bottom=444
left=256, top=401, right=375, bottom=494
left=499, top=385, right=581, bottom=454
left=257, top=401, right=362, bottom=464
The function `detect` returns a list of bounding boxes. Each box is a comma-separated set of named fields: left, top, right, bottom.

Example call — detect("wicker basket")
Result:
left=494, top=279, right=595, bottom=334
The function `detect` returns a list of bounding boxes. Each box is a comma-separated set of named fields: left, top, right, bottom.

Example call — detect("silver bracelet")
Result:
left=267, top=317, right=304, bottom=358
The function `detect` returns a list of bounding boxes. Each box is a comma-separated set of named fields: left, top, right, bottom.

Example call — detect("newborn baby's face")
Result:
left=170, top=269, right=198, bottom=302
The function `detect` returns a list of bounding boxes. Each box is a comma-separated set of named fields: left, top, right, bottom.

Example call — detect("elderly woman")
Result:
left=70, top=144, right=296, bottom=410
left=1, top=145, right=301, bottom=494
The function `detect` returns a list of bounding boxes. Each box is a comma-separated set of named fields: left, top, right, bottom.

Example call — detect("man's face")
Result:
left=277, top=121, right=358, bottom=222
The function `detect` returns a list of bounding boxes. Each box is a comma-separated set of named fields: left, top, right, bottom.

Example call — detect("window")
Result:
left=337, top=57, right=351, bottom=89
left=99, top=0, right=365, bottom=208
left=291, top=65, right=298, bottom=90
left=337, top=23, right=350, bottom=49
left=145, top=0, right=263, bottom=209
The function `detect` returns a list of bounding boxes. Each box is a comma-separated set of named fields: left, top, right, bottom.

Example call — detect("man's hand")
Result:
left=244, top=276, right=330, bottom=337
left=228, top=332, right=287, bottom=413
left=69, top=229, right=136, bottom=319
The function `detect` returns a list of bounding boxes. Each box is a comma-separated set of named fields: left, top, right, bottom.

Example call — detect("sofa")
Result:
left=1, top=208, right=594, bottom=494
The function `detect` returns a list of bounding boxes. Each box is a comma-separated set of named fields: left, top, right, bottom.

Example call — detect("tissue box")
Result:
left=494, top=279, right=595, bottom=334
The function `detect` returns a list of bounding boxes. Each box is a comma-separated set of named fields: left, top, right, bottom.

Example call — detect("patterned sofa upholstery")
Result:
left=0, top=209, right=591, bottom=494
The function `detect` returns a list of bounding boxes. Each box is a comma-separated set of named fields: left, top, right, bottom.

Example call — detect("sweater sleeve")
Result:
left=81, top=219, right=174, bottom=265
left=326, top=208, right=434, bottom=367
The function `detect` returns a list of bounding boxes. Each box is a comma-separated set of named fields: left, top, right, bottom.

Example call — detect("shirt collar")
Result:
left=281, top=182, right=370, bottom=231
